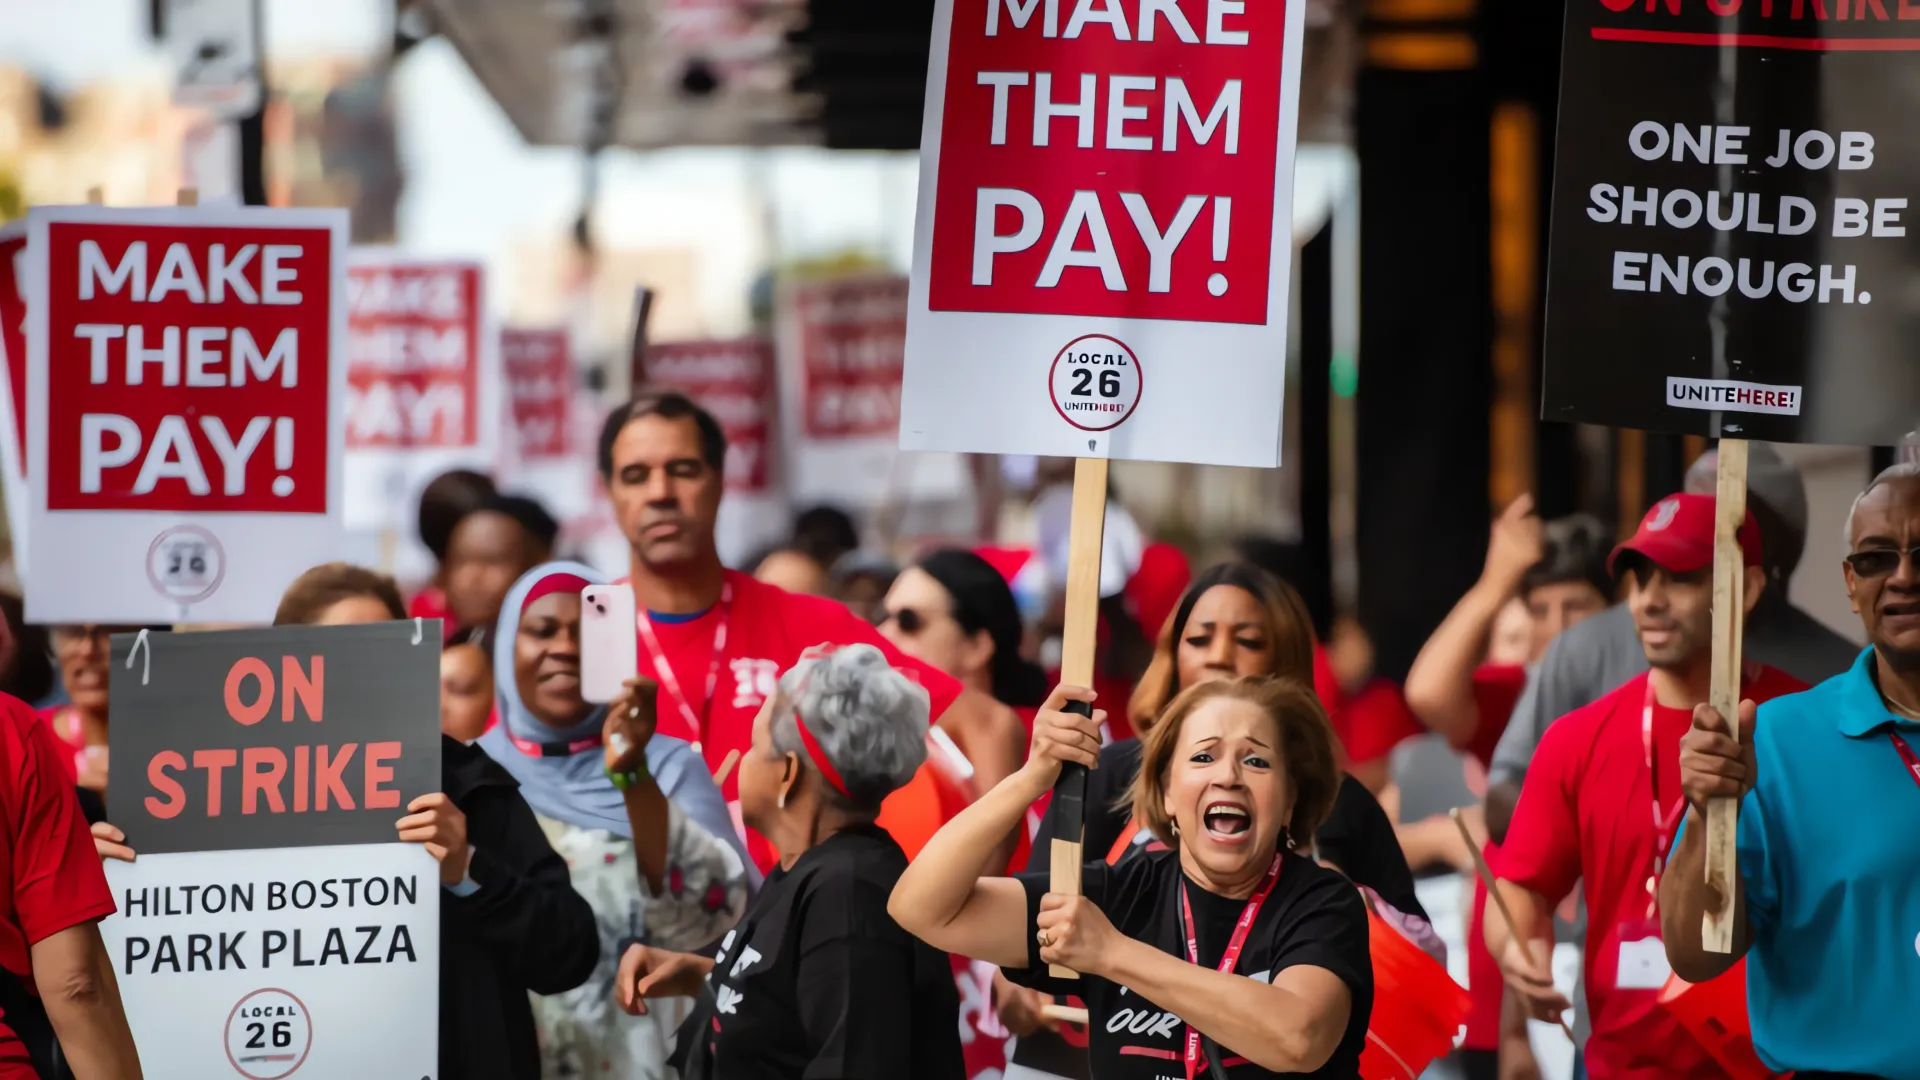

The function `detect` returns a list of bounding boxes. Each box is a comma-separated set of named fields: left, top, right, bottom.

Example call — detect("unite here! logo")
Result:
left=1666, top=377, right=1802, bottom=417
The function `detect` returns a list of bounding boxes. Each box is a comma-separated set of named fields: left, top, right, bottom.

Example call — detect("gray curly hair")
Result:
left=770, top=644, right=929, bottom=812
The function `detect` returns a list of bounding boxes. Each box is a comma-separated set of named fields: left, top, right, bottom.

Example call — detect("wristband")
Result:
left=607, top=759, right=649, bottom=791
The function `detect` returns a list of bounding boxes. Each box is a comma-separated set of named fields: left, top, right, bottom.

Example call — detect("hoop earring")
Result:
left=1281, top=825, right=1295, bottom=850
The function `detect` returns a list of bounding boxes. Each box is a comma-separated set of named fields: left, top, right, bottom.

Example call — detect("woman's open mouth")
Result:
left=1203, top=801, right=1251, bottom=841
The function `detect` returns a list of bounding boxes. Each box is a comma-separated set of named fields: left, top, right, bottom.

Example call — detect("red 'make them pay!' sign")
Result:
left=645, top=337, right=777, bottom=494
left=926, top=0, right=1286, bottom=326
left=903, top=0, right=1304, bottom=468
left=502, top=327, right=572, bottom=462
left=42, top=220, right=334, bottom=513
left=346, top=262, right=484, bottom=450
left=25, top=205, right=349, bottom=625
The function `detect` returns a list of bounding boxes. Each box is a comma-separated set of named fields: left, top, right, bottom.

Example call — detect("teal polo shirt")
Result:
left=1675, top=648, right=1920, bottom=1078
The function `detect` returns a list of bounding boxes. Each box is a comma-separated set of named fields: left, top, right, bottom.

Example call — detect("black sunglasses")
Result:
left=881, top=607, right=929, bottom=635
left=1846, top=547, right=1920, bottom=579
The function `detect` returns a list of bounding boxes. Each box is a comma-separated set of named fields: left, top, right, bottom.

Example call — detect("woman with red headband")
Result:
left=615, top=643, right=966, bottom=1079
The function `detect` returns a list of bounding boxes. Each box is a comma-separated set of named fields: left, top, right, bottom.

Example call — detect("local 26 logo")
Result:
left=146, top=523, right=227, bottom=605
left=223, top=989, right=312, bottom=1080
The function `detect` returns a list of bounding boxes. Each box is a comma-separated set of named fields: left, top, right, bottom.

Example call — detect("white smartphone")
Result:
left=579, top=584, right=639, bottom=704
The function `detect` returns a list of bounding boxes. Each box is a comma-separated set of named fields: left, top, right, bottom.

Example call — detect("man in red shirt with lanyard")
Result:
left=598, top=392, right=1026, bottom=870
left=1486, top=493, right=1805, bottom=1080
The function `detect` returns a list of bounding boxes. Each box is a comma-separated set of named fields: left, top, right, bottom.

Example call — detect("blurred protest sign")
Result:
left=780, top=272, right=968, bottom=506
left=24, top=203, right=348, bottom=623
left=501, top=327, right=573, bottom=466
left=901, top=0, right=1307, bottom=467
left=165, top=0, right=263, bottom=120
left=1542, top=3, right=1920, bottom=445
left=642, top=336, right=788, bottom=565
left=0, top=222, right=26, bottom=559
left=102, top=622, right=440, bottom=1080
left=342, top=255, right=499, bottom=533
left=646, top=337, right=778, bottom=494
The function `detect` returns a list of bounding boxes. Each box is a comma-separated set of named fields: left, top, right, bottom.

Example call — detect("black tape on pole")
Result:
left=1052, top=700, right=1095, bottom=844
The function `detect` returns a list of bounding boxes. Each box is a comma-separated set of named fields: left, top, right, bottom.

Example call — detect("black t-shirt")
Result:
left=1312, top=773, right=1425, bottom=920
left=669, top=823, right=964, bottom=1080
left=1029, top=739, right=1427, bottom=921
left=1003, top=849, right=1373, bottom=1080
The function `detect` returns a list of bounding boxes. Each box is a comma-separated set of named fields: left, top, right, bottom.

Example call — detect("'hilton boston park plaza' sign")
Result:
left=99, top=622, right=442, bottom=1080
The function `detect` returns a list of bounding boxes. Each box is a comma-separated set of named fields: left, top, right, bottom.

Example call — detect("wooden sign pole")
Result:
left=1049, top=456, right=1108, bottom=979
left=1701, top=438, right=1748, bottom=954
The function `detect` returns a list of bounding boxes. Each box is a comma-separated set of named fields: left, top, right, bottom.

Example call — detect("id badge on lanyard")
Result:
left=1179, top=854, right=1282, bottom=1080
left=1619, top=679, right=1684, bottom=992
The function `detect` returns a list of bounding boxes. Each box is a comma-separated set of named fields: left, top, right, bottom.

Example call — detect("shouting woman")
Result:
left=891, top=676, right=1373, bottom=1079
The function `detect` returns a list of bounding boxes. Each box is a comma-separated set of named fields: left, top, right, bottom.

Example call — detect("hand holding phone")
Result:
left=580, top=584, right=639, bottom=704
left=604, top=677, right=660, bottom=774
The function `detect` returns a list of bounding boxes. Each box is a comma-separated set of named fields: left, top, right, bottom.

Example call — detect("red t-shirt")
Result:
left=1464, top=840, right=1504, bottom=1051
left=631, top=570, right=962, bottom=870
left=1460, top=666, right=1529, bottom=1049
left=1465, top=663, right=1528, bottom=770
left=1336, top=679, right=1423, bottom=765
left=1310, top=645, right=1424, bottom=765
left=407, top=587, right=457, bottom=642
left=1497, top=667, right=1805, bottom=1080
left=0, top=697, right=117, bottom=1072
left=31, top=708, right=87, bottom=783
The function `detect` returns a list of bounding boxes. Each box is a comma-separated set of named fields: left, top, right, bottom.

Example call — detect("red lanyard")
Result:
left=507, top=732, right=603, bottom=758
left=635, top=581, right=732, bottom=746
left=1640, top=678, right=1688, bottom=916
left=1178, top=853, right=1283, bottom=1080
left=1888, top=731, right=1920, bottom=789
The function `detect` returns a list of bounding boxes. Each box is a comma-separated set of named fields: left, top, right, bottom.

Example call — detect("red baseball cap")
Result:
left=1609, top=493, right=1761, bottom=577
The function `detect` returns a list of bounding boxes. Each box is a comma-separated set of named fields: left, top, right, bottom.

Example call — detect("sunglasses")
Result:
left=1846, top=547, right=1920, bottom=579
left=880, top=607, right=930, bottom=635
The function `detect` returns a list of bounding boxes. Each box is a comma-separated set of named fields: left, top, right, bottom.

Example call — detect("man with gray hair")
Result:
left=1661, top=461, right=1920, bottom=1079
left=623, top=643, right=966, bottom=1079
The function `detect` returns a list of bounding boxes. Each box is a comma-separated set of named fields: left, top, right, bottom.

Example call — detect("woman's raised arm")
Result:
left=889, top=685, right=1105, bottom=969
